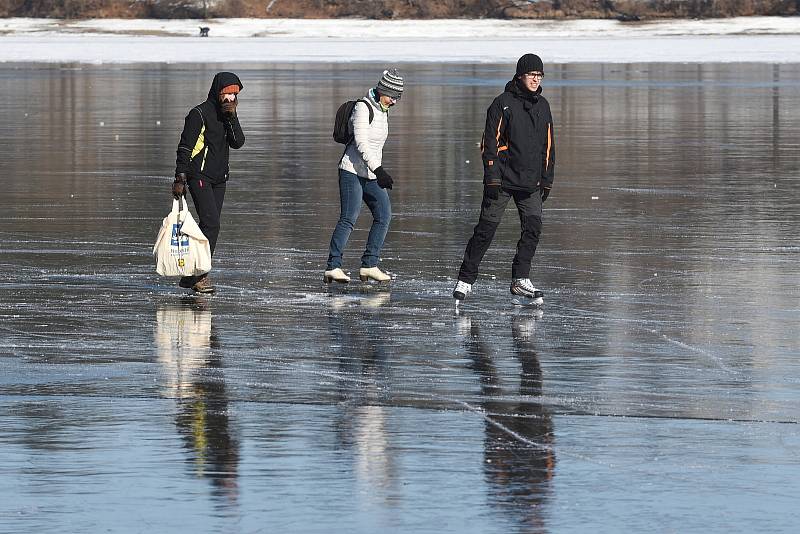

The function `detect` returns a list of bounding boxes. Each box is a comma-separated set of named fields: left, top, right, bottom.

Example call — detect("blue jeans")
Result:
left=327, top=169, right=392, bottom=270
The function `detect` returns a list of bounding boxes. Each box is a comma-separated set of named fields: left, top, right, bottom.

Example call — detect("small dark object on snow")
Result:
left=199, top=27, right=210, bottom=37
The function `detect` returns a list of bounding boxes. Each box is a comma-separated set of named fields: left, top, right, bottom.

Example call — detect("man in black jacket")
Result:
left=453, top=54, right=555, bottom=304
left=172, top=72, right=245, bottom=294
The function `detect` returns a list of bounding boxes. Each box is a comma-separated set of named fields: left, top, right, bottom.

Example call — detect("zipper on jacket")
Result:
left=228, top=121, right=237, bottom=145
left=201, top=146, right=208, bottom=172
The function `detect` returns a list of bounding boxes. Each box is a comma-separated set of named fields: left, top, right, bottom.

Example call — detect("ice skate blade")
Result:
left=359, top=275, right=389, bottom=283
left=193, top=287, right=215, bottom=295
left=511, top=295, right=544, bottom=307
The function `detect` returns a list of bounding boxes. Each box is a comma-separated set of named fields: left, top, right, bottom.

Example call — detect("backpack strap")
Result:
left=340, top=98, right=377, bottom=163
left=358, top=98, right=374, bottom=124
left=345, top=99, right=374, bottom=147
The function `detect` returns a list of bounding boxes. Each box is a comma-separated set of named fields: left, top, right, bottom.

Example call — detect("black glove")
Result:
left=540, top=183, right=551, bottom=202
left=374, top=166, right=393, bottom=189
left=484, top=182, right=501, bottom=200
left=221, top=99, right=237, bottom=118
left=172, top=173, right=187, bottom=199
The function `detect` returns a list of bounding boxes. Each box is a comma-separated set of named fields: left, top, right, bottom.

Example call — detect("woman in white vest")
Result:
left=324, top=69, right=404, bottom=284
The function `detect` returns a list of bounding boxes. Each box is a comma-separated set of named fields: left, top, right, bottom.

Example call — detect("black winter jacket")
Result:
left=175, top=72, right=245, bottom=184
left=482, top=78, right=555, bottom=192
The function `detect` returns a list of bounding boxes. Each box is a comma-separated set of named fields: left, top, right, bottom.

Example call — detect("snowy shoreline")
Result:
left=2, top=16, right=800, bottom=64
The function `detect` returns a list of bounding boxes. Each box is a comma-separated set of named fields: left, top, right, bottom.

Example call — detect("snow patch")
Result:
left=1, top=17, right=800, bottom=63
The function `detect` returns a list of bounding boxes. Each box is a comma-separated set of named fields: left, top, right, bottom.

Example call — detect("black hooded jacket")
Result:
left=481, top=78, right=555, bottom=192
left=175, top=72, right=245, bottom=184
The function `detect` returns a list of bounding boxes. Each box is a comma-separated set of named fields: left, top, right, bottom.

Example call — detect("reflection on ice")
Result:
left=156, top=299, right=240, bottom=508
left=463, top=314, right=555, bottom=532
left=327, top=298, right=398, bottom=500
left=155, top=298, right=214, bottom=396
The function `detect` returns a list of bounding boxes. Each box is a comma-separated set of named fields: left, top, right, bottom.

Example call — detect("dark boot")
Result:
left=192, top=274, right=215, bottom=294
left=178, top=276, right=197, bottom=289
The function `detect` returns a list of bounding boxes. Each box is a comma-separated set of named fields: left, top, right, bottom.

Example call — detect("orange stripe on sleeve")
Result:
left=545, top=123, right=552, bottom=170
left=495, top=116, right=503, bottom=150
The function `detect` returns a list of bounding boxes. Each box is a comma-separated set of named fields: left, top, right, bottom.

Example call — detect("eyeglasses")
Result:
left=522, top=72, right=545, bottom=80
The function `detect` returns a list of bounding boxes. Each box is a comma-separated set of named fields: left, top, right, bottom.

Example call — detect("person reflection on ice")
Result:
left=462, top=312, right=555, bottom=533
left=154, top=298, right=240, bottom=508
left=326, top=292, right=398, bottom=501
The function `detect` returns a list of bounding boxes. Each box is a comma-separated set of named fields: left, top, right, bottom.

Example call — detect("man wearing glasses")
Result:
left=453, top=54, right=555, bottom=305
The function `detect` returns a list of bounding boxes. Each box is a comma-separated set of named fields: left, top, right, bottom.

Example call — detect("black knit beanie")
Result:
left=516, top=54, right=544, bottom=76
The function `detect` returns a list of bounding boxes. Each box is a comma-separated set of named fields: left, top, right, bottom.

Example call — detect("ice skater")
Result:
left=453, top=54, right=555, bottom=305
left=172, top=72, right=245, bottom=294
left=324, top=69, right=404, bottom=285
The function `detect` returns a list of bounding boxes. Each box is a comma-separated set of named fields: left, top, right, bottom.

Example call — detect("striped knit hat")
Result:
left=376, top=69, right=404, bottom=100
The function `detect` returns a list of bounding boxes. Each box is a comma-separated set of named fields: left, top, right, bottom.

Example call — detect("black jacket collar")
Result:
left=505, top=78, right=542, bottom=105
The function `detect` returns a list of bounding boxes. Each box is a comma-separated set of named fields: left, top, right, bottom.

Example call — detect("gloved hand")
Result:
left=374, top=166, right=393, bottom=189
left=172, top=173, right=187, bottom=199
left=540, top=183, right=551, bottom=202
left=221, top=99, right=237, bottom=118
left=484, top=182, right=501, bottom=200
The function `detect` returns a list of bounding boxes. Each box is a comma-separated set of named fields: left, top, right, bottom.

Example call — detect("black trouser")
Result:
left=458, top=187, right=542, bottom=284
left=188, top=178, right=226, bottom=256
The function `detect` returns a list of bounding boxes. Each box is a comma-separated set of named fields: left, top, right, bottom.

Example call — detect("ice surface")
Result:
left=1, top=62, right=800, bottom=532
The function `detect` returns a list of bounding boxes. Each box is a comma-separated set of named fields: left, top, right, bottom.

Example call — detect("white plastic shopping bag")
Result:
left=153, top=198, right=212, bottom=277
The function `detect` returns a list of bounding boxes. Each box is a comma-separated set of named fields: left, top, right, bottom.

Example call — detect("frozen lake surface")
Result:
left=1, top=62, right=800, bottom=532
